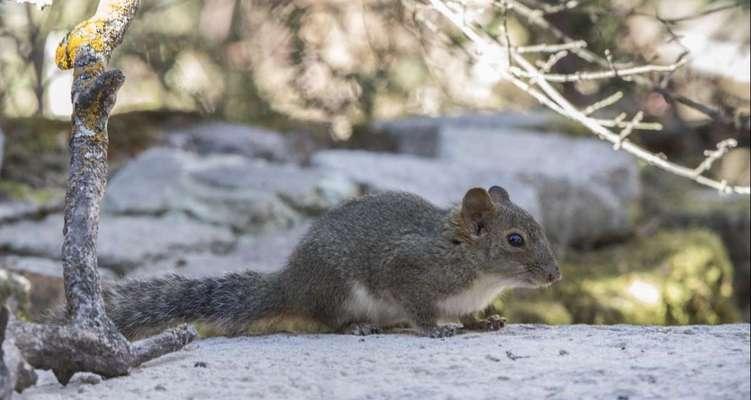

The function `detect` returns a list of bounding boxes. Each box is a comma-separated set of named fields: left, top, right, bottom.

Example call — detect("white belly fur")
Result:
left=345, top=275, right=511, bottom=326
left=345, top=283, right=409, bottom=326
left=436, top=274, right=511, bottom=318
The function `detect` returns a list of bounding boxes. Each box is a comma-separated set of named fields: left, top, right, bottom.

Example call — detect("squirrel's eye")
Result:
left=507, top=233, right=525, bottom=247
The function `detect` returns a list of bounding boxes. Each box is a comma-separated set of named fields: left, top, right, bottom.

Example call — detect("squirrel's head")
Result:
left=455, top=186, right=560, bottom=287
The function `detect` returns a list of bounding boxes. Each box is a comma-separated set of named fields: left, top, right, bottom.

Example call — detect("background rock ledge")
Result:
left=20, top=324, right=750, bottom=400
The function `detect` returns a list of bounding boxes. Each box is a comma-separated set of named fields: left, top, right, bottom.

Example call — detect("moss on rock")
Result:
left=492, top=229, right=739, bottom=325
left=0, top=269, right=31, bottom=319
left=642, top=169, right=751, bottom=321
left=0, top=180, right=62, bottom=204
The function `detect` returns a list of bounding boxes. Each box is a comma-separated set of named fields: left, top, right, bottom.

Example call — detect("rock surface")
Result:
left=2, top=331, right=37, bottom=394
left=104, top=148, right=358, bottom=232
left=313, top=150, right=542, bottom=219
left=0, top=213, right=235, bottom=274
left=0, top=201, right=60, bottom=225
left=363, top=113, right=552, bottom=154
left=129, top=223, right=310, bottom=278
left=1, top=257, right=63, bottom=320
left=0, top=256, right=117, bottom=320
left=164, top=122, right=293, bottom=162
left=0, top=129, right=4, bottom=173
left=19, top=324, right=751, bottom=400
left=312, top=145, right=637, bottom=245
left=362, top=115, right=641, bottom=245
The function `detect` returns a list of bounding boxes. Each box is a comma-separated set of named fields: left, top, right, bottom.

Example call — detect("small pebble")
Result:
left=77, top=374, right=101, bottom=385
left=505, top=351, right=529, bottom=361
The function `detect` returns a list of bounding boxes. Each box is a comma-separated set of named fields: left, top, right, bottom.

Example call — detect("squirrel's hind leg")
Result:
left=340, top=322, right=383, bottom=336
left=422, top=323, right=462, bottom=338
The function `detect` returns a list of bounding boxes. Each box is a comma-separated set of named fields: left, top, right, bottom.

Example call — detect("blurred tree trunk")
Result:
left=25, top=4, right=46, bottom=115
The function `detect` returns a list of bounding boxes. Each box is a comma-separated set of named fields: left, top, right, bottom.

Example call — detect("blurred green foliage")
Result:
left=493, top=229, right=739, bottom=325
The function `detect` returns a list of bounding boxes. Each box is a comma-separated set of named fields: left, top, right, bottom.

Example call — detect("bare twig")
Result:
left=517, top=0, right=580, bottom=15
left=583, top=92, right=623, bottom=116
left=693, top=139, right=739, bottom=177
left=504, top=0, right=748, bottom=137
left=500, top=0, right=512, bottom=67
left=655, top=87, right=749, bottom=130
left=535, top=50, right=568, bottom=73
left=504, top=72, right=569, bottom=115
left=593, top=118, right=662, bottom=131
left=656, top=2, right=743, bottom=24
left=497, top=0, right=625, bottom=68
left=515, top=40, right=587, bottom=54
left=509, top=51, right=749, bottom=194
left=509, top=58, right=689, bottom=82
left=427, top=0, right=751, bottom=195
left=613, top=111, right=644, bottom=150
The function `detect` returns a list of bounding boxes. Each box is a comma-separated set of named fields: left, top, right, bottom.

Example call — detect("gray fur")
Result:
left=105, top=188, right=560, bottom=339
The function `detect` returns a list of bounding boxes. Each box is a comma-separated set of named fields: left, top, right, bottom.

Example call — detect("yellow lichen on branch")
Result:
left=55, top=0, right=140, bottom=70
left=55, top=19, right=107, bottom=70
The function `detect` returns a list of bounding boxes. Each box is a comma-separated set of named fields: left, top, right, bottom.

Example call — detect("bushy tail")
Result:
left=105, top=271, right=284, bottom=339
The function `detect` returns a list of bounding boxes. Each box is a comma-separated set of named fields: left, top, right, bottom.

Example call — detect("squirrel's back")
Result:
left=293, top=191, right=447, bottom=265
left=278, top=191, right=450, bottom=324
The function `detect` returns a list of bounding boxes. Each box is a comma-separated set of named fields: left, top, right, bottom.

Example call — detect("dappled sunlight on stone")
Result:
left=627, top=279, right=661, bottom=305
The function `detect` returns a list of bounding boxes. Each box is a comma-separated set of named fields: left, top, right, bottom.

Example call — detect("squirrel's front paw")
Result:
left=344, top=323, right=382, bottom=336
left=485, top=314, right=506, bottom=331
left=424, top=323, right=462, bottom=338
left=460, top=314, right=507, bottom=332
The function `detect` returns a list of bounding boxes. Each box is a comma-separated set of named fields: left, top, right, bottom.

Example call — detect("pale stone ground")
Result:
left=19, top=324, right=751, bottom=400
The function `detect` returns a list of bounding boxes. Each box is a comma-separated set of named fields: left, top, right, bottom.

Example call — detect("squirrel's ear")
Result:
left=461, top=188, right=495, bottom=237
left=488, top=185, right=510, bottom=203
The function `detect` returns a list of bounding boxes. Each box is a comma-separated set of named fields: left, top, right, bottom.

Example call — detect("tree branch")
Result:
left=509, top=58, right=688, bottom=82
left=2, top=0, right=196, bottom=389
left=427, top=0, right=750, bottom=195
left=504, top=0, right=750, bottom=140
left=54, top=0, right=140, bottom=70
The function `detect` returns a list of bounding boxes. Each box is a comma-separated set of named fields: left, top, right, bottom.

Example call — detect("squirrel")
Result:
left=104, top=185, right=560, bottom=339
